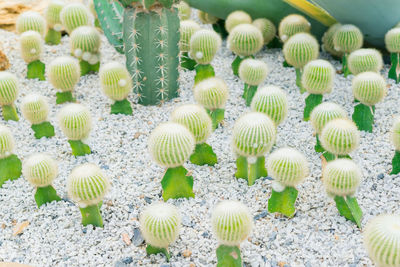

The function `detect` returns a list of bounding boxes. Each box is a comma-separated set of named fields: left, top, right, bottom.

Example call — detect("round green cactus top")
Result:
left=198, top=10, right=219, bottom=25
left=283, top=33, right=319, bottom=69
left=179, top=20, right=201, bottom=52
left=333, top=24, right=363, bottom=53
left=225, top=10, right=252, bottom=33
left=16, top=11, right=47, bottom=37
left=301, top=59, right=335, bottom=95
left=232, top=112, right=276, bottom=158
left=348, top=49, right=383, bottom=75
left=48, top=56, right=81, bottom=92
left=21, top=93, right=49, bottom=125
left=322, top=23, right=343, bottom=58
left=148, top=122, right=195, bottom=168
left=45, top=0, right=65, bottom=30
left=58, top=103, right=92, bottom=141
left=211, top=200, right=253, bottom=246
left=352, top=72, right=386, bottom=106
left=193, top=77, right=229, bottom=110
left=310, top=102, right=347, bottom=134
left=391, top=116, right=400, bottom=151
left=140, top=202, right=181, bottom=249
left=70, top=26, right=101, bottom=63
left=23, top=153, right=58, bottom=187
left=60, top=2, right=92, bottom=34
left=253, top=18, right=276, bottom=45
left=175, top=1, right=191, bottom=20
left=279, top=14, right=310, bottom=42
left=0, top=124, right=14, bottom=159
left=250, top=85, right=288, bottom=126
left=170, top=104, right=212, bottom=144
left=323, top=159, right=362, bottom=197
left=363, top=214, right=400, bottom=267
left=99, top=62, right=132, bottom=101
left=67, top=163, right=110, bottom=207
left=190, top=29, right=221, bottom=65
left=238, top=58, right=269, bottom=86
left=227, top=24, right=263, bottom=57
left=0, top=71, right=19, bottom=106
left=385, top=28, right=400, bottom=53
left=19, top=30, right=43, bottom=64
left=320, top=118, right=360, bottom=155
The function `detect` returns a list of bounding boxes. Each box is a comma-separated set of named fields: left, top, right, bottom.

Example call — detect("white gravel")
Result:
left=0, top=22, right=399, bottom=267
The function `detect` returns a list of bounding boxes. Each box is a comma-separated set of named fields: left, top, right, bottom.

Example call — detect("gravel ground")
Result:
left=0, top=20, right=399, bottom=267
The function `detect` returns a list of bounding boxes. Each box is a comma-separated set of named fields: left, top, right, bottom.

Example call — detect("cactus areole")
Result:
left=94, top=0, right=180, bottom=106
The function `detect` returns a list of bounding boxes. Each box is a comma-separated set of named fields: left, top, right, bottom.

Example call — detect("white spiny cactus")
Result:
left=189, top=29, right=222, bottom=65
left=48, top=56, right=81, bottom=92
left=16, top=11, right=47, bottom=37
left=227, top=24, right=263, bottom=57
left=0, top=125, right=14, bottom=159
left=225, top=11, right=252, bottom=33
left=23, top=153, right=58, bottom=187
left=58, top=103, right=92, bottom=140
left=99, top=62, right=132, bottom=101
left=310, top=102, right=347, bottom=134
left=238, top=59, right=269, bottom=86
left=352, top=72, right=386, bottom=106
left=301, top=59, right=335, bottom=95
left=0, top=72, right=19, bottom=106
left=19, top=31, right=43, bottom=63
left=21, top=94, right=49, bottom=125
left=348, top=49, right=383, bottom=75
left=279, top=14, right=310, bottom=42
left=60, top=2, right=92, bottom=34
left=193, top=77, right=229, bottom=110
left=323, top=159, right=362, bottom=196
left=180, top=20, right=200, bottom=52
left=45, top=0, right=65, bottom=31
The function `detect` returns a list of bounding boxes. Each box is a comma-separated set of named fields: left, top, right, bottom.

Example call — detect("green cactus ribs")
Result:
left=194, top=64, right=215, bottom=84
left=45, top=29, right=62, bottom=45
left=388, top=53, right=400, bottom=83
left=161, top=166, right=194, bottom=201
left=34, top=185, right=62, bottom=208
left=146, top=244, right=171, bottom=262
left=391, top=150, right=400, bottom=174
left=1, top=105, right=19, bottom=121
left=235, top=156, right=267, bottom=186
left=216, top=245, right=242, bottom=267
left=206, top=108, right=225, bottom=131
left=268, top=186, right=298, bottom=218
left=190, top=143, right=217, bottom=166
left=352, top=104, right=375, bottom=133
left=303, top=94, right=323, bottom=121
left=80, top=203, right=104, bottom=227
left=56, top=91, right=76, bottom=104
left=31, top=121, right=55, bottom=139
left=27, top=60, right=46, bottom=81
left=110, top=99, right=133, bottom=115
left=68, top=140, right=91, bottom=157
left=0, top=154, right=22, bottom=187
left=334, top=195, right=362, bottom=228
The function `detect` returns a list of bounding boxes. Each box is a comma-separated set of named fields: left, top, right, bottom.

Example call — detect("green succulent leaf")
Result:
left=181, top=52, right=196, bottom=71
left=2, top=105, right=19, bottom=121
left=303, top=94, right=323, bottom=121
left=80, top=204, right=103, bottom=227
left=315, top=134, right=324, bottom=153
left=342, top=54, right=351, bottom=77
left=161, top=166, right=195, bottom=201
left=235, top=156, right=267, bottom=186
left=80, top=60, right=100, bottom=76
left=295, top=68, right=305, bottom=93
left=194, top=64, right=215, bottom=84
left=334, top=195, right=362, bottom=228
left=352, top=103, right=375, bottom=133
left=45, top=28, right=61, bottom=45
left=68, top=140, right=92, bottom=157
left=190, top=143, right=218, bottom=166
left=110, top=99, right=133, bottom=115
left=216, top=245, right=242, bottom=267
left=388, top=53, right=400, bottom=84
left=231, top=55, right=244, bottom=77
left=146, top=244, right=171, bottom=261
left=34, top=185, right=61, bottom=208
left=206, top=108, right=225, bottom=131
left=390, top=150, right=400, bottom=175
left=244, top=84, right=258, bottom=107
left=0, top=154, right=22, bottom=187
left=31, top=121, right=55, bottom=139
left=268, top=186, right=298, bottom=218
left=56, top=91, right=75, bottom=104
left=27, top=60, right=46, bottom=81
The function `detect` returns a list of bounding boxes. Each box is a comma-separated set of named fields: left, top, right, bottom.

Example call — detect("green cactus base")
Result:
left=0, top=154, right=22, bottom=187
left=68, top=140, right=91, bottom=157
left=322, top=152, right=352, bottom=162
left=194, top=64, right=215, bottom=84
left=27, top=60, right=46, bottom=81
left=1, top=105, right=19, bottom=121
left=352, top=103, right=375, bottom=133
left=334, top=195, right=362, bottom=228
left=146, top=244, right=170, bottom=262
left=190, top=143, right=218, bottom=166
left=80, top=204, right=104, bottom=227
left=304, top=94, right=323, bottom=121
left=342, top=54, right=351, bottom=78
left=181, top=52, right=196, bottom=71
left=31, top=121, right=55, bottom=139
left=315, top=134, right=325, bottom=153
left=161, top=166, right=195, bottom=201
left=206, top=108, right=225, bottom=131
left=110, top=99, right=133, bottom=115
left=231, top=56, right=244, bottom=77
left=390, top=150, right=400, bottom=175
left=56, top=91, right=76, bottom=104
left=216, top=245, right=242, bottom=267
left=212, top=20, right=229, bottom=40
left=295, top=68, right=305, bottom=94
left=243, top=84, right=258, bottom=106
left=235, top=156, right=267, bottom=186
left=80, top=60, right=100, bottom=76
left=268, top=186, right=298, bottom=218
left=45, top=28, right=61, bottom=45
left=34, top=185, right=61, bottom=208
left=388, top=53, right=400, bottom=84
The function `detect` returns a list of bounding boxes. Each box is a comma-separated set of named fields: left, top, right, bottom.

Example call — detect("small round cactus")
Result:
left=225, top=11, right=252, bottom=33
left=278, top=14, right=310, bottom=42
left=193, top=77, right=229, bottom=110
left=140, top=202, right=181, bottom=249
left=58, top=103, right=92, bottom=140
left=352, top=72, right=386, bottom=106
left=198, top=11, right=219, bottom=25
left=283, top=33, right=319, bottom=69
left=322, top=23, right=343, bottom=58
left=45, top=0, right=65, bottom=31
left=348, top=49, right=383, bottom=75
left=70, top=26, right=101, bottom=64
left=211, top=200, right=252, bottom=246
left=48, top=56, right=81, bottom=92
left=363, top=214, right=400, bottom=267
left=302, top=59, right=335, bottom=95
left=176, top=1, right=191, bottom=20
left=238, top=59, right=269, bottom=86
left=333, top=24, right=363, bottom=54
left=19, top=31, right=43, bottom=64
left=148, top=122, right=195, bottom=168
left=391, top=116, right=400, bottom=151
left=310, top=102, right=347, bottom=134
left=252, top=18, right=276, bottom=45
left=21, top=94, right=49, bottom=125
left=227, top=24, right=263, bottom=57
left=250, top=85, right=288, bottom=126
left=189, top=29, right=222, bottom=65
left=60, top=3, right=92, bottom=34
left=22, top=153, right=58, bottom=187
left=0, top=72, right=18, bottom=106
left=385, top=28, right=400, bottom=53
left=99, top=62, right=132, bottom=101
left=0, top=125, right=14, bottom=159
left=323, top=159, right=362, bottom=196
left=16, top=11, right=47, bottom=37
left=320, top=118, right=360, bottom=155
left=180, top=20, right=201, bottom=52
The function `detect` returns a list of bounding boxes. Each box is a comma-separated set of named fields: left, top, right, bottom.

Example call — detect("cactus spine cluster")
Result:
left=0, top=125, right=22, bottom=187
left=253, top=18, right=276, bottom=45
left=225, top=11, right=252, bottom=33
left=322, top=23, right=343, bottom=58
left=238, top=58, right=268, bottom=106
left=390, top=116, right=400, bottom=174
left=278, top=14, right=310, bottom=43
left=60, top=3, right=92, bottom=34
left=385, top=28, right=400, bottom=83
left=45, top=0, right=65, bottom=44
left=16, top=11, right=47, bottom=37
left=20, top=31, right=46, bottom=81
left=348, top=49, right=383, bottom=75
left=0, top=71, right=19, bottom=121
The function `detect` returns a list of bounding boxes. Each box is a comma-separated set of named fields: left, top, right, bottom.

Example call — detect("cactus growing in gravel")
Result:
left=171, top=104, right=217, bottom=166
left=385, top=28, right=400, bottom=83
left=333, top=24, right=364, bottom=77
left=0, top=71, right=19, bottom=121
left=348, top=49, right=383, bottom=75
left=20, top=31, right=46, bottom=81
left=238, top=58, right=268, bottom=106
left=322, top=23, right=343, bottom=59
left=363, top=214, right=400, bottom=267
left=99, top=62, right=133, bottom=115
left=67, top=163, right=110, bottom=227
left=21, top=94, right=55, bottom=139
left=0, top=125, right=22, bottom=187
left=22, top=153, right=61, bottom=207
left=44, top=0, right=65, bottom=44
left=193, top=77, right=229, bottom=130
left=211, top=200, right=252, bottom=266
left=16, top=11, right=47, bottom=37
left=323, top=159, right=363, bottom=228
left=140, top=202, right=181, bottom=261
left=267, top=147, right=309, bottom=218
left=225, top=11, right=252, bottom=33
left=60, top=3, right=92, bottom=34
left=390, top=116, right=400, bottom=174
left=278, top=14, right=310, bottom=43
left=301, top=59, right=335, bottom=120
left=252, top=18, right=276, bottom=45
left=175, top=1, right=191, bottom=20
left=148, top=122, right=195, bottom=200
left=179, top=20, right=200, bottom=70
left=232, top=112, right=276, bottom=186
left=351, top=72, right=386, bottom=132
left=58, top=103, right=92, bottom=156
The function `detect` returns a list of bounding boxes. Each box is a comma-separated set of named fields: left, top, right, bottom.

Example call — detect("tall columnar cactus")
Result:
left=390, top=116, right=400, bottom=174
left=351, top=72, right=386, bottom=133
left=45, top=0, right=65, bottom=44
left=225, top=11, right=252, bottom=33
left=211, top=200, right=252, bottom=266
left=0, top=71, right=19, bottom=121
left=19, top=31, right=46, bottom=81
left=140, top=202, right=181, bottom=261
left=238, top=58, right=269, bottom=106
left=58, top=103, right=92, bottom=156
left=301, top=59, right=335, bottom=120
left=21, top=94, right=55, bottom=139
left=267, top=147, right=309, bottom=218
left=385, top=28, right=400, bottom=83
left=16, top=11, right=47, bottom=37
left=22, top=153, right=61, bottom=207
left=252, top=18, right=276, bottom=45
left=278, top=14, right=310, bottom=43
left=323, top=159, right=363, bottom=228
left=283, top=33, right=319, bottom=92
left=363, top=214, right=400, bottom=267
left=148, top=122, right=195, bottom=200
left=60, top=3, right=92, bottom=34
left=348, top=49, right=383, bottom=75
left=0, top=125, right=22, bottom=187
left=250, top=85, right=288, bottom=126
left=193, top=77, right=229, bottom=130
left=179, top=20, right=200, bottom=70
left=322, top=23, right=343, bottom=59
left=333, top=24, right=363, bottom=77
left=67, top=163, right=110, bottom=227
left=232, top=112, right=276, bottom=186
left=48, top=56, right=81, bottom=104
left=99, top=61, right=133, bottom=115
